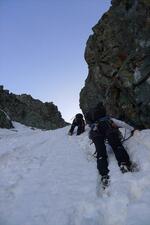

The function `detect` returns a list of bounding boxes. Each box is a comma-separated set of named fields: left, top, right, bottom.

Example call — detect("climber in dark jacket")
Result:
left=68, top=113, right=85, bottom=136
left=86, top=102, right=135, bottom=187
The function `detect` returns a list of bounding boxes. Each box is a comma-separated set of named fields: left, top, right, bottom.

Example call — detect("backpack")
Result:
left=89, top=116, right=123, bottom=141
left=85, top=102, right=106, bottom=125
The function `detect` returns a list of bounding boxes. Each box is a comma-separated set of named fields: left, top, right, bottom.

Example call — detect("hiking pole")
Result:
left=122, top=129, right=135, bottom=143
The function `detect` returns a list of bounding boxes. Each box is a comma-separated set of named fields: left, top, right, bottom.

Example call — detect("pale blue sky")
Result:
left=0, top=0, right=111, bottom=122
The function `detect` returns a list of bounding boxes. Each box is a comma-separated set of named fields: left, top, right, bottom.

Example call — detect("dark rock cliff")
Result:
left=0, top=86, right=67, bottom=129
left=0, top=109, right=13, bottom=129
left=80, top=0, right=150, bottom=128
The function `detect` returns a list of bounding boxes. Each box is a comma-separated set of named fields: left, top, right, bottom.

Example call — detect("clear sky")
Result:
left=0, top=0, right=111, bottom=122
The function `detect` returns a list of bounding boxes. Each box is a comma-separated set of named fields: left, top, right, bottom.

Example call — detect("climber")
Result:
left=85, top=102, right=136, bottom=188
left=68, top=113, right=85, bottom=136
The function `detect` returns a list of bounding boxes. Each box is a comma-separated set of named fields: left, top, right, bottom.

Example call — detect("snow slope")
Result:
left=0, top=122, right=150, bottom=225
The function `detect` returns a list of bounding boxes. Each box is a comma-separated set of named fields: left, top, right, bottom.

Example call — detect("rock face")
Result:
left=0, top=109, right=13, bottom=129
left=80, top=0, right=150, bottom=128
left=0, top=86, right=67, bottom=129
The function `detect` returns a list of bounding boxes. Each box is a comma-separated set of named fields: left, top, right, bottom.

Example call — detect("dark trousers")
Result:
left=92, top=131, right=131, bottom=176
left=69, top=123, right=85, bottom=135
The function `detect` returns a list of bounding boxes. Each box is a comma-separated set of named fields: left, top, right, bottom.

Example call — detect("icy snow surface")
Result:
left=0, top=122, right=150, bottom=225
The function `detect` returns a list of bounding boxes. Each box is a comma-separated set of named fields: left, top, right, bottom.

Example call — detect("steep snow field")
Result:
left=0, top=122, right=150, bottom=225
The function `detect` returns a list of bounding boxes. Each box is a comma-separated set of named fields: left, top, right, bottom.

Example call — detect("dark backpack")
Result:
left=89, top=116, right=123, bottom=141
left=85, top=102, right=106, bottom=125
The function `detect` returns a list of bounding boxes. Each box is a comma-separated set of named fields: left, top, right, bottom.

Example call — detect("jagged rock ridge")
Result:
left=0, top=85, right=67, bottom=129
left=80, top=0, right=150, bottom=128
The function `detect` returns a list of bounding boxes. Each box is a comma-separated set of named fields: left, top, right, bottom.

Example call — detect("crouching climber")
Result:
left=86, top=102, right=136, bottom=188
left=68, top=113, right=85, bottom=136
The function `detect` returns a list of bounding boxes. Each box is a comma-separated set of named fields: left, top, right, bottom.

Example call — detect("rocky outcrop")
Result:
left=0, top=109, right=13, bottom=129
left=0, top=86, right=67, bottom=129
left=80, top=0, right=150, bottom=128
